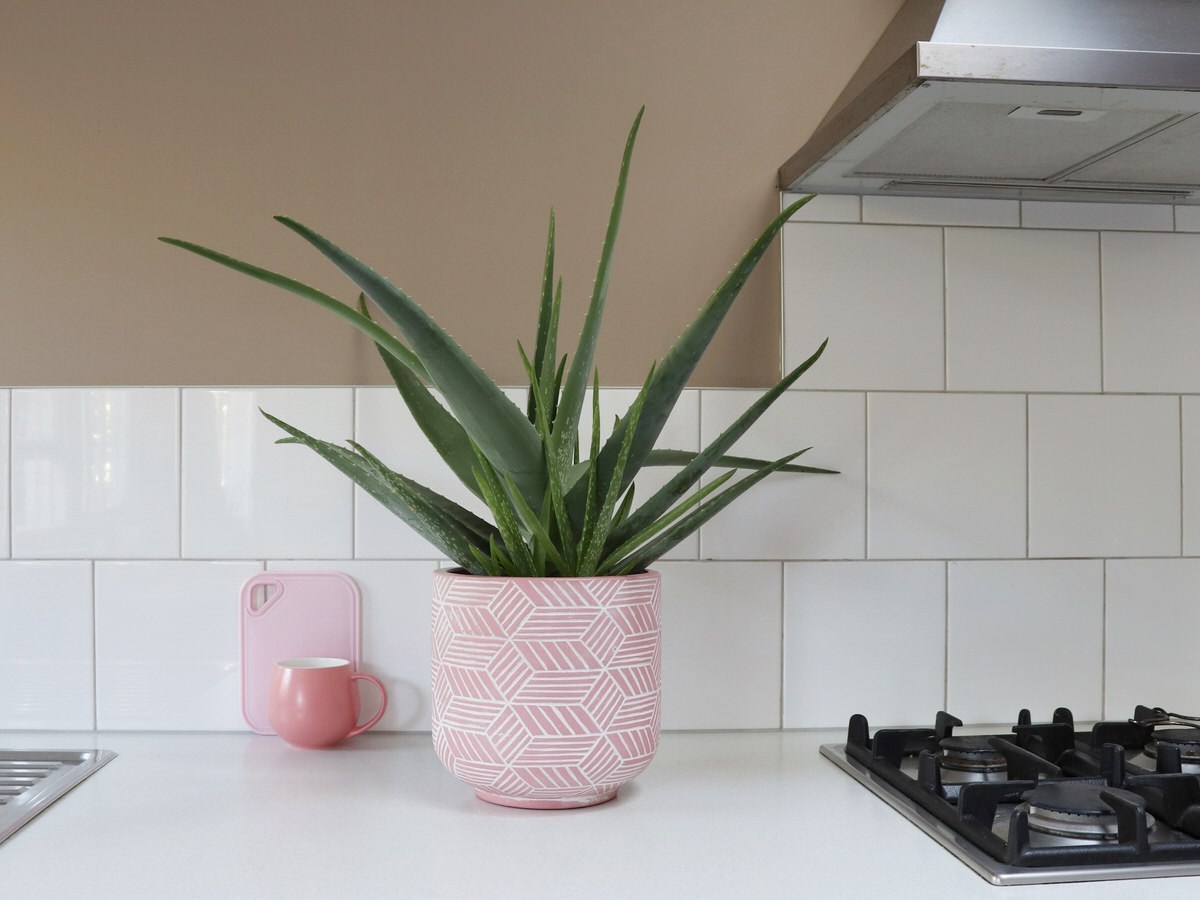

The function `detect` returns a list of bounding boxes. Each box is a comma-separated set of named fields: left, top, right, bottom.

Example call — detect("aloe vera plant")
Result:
left=160, top=109, right=834, bottom=576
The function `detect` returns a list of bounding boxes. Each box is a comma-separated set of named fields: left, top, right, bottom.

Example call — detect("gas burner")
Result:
left=1020, top=782, right=1155, bottom=841
left=939, top=735, right=1006, bottom=773
left=1145, top=728, right=1200, bottom=766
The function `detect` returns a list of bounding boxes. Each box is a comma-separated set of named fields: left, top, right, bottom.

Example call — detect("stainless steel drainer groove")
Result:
left=0, top=750, right=116, bottom=846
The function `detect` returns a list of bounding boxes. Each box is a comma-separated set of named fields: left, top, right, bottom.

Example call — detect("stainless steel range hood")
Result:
left=780, top=0, right=1200, bottom=204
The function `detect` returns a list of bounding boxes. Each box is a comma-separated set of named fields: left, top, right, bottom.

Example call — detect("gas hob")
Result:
left=822, top=706, right=1200, bottom=885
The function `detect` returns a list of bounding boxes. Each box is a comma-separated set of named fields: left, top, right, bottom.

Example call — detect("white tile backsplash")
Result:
left=782, top=192, right=861, bottom=223
left=0, top=561, right=94, bottom=730
left=1028, top=395, right=1180, bottom=558
left=659, top=561, right=782, bottom=729
left=8, top=196, right=1200, bottom=732
left=1021, top=200, right=1174, bottom=231
left=863, top=195, right=1019, bottom=227
left=182, top=389, right=354, bottom=559
left=945, top=228, right=1101, bottom=392
left=783, top=561, right=944, bottom=728
left=12, top=388, right=179, bottom=558
left=947, top=560, right=1103, bottom=724
left=781, top=222, right=944, bottom=390
left=1105, top=559, right=1200, bottom=718
left=0, top=391, right=8, bottom=559
left=699, top=390, right=865, bottom=560
left=95, top=561, right=261, bottom=730
left=1102, top=232, right=1200, bottom=392
left=868, top=393, right=1026, bottom=559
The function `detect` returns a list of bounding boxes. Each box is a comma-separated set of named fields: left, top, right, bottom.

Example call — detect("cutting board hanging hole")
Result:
left=248, top=581, right=283, bottom=613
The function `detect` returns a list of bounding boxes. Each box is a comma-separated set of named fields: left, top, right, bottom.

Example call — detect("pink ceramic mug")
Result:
left=267, top=657, right=388, bottom=749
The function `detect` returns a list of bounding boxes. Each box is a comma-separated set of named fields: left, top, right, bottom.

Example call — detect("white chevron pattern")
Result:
left=431, top=569, right=662, bottom=809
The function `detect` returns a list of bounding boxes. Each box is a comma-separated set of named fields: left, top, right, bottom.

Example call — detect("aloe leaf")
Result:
left=272, top=216, right=545, bottom=499
left=579, top=366, right=650, bottom=575
left=644, top=448, right=837, bottom=475
left=582, top=193, right=817, bottom=507
left=527, top=210, right=558, bottom=423
left=158, top=238, right=430, bottom=382
left=610, top=450, right=807, bottom=574
left=471, top=453, right=534, bottom=575
left=261, top=411, right=488, bottom=571
left=612, top=482, right=636, bottom=530
left=577, top=372, right=603, bottom=569
left=552, top=107, right=644, bottom=467
left=606, top=336, right=828, bottom=549
left=346, top=440, right=495, bottom=542
left=357, top=296, right=483, bottom=500
left=598, top=469, right=736, bottom=573
left=506, top=476, right=571, bottom=576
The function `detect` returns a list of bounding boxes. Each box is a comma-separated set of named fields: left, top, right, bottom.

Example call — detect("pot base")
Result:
left=474, top=787, right=618, bottom=810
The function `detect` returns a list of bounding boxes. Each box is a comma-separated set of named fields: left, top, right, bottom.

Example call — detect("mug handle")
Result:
left=348, top=673, right=388, bottom=737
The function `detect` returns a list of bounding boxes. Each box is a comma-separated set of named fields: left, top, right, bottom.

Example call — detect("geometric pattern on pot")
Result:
left=431, top=569, right=662, bottom=809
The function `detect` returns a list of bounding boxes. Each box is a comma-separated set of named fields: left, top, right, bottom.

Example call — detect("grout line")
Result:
left=862, top=393, right=870, bottom=558
left=5, top=389, right=11, bottom=560
left=941, top=227, right=949, bottom=391
left=90, top=560, right=98, bottom=731
left=1025, top=394, right=1031, bottom=558
left=1097, top=232, right=1106, bottom=392
left=943, top=560, right=950, bottom=711
left=351, top=388, right=359, bottom=560
left=176, top=388, right=184, bottom=559
left=1100, top=559, right=1108, bottom=719
left=778, top=560, right=786, bottom=730
left=1180, top=394, right=1186, bottom=557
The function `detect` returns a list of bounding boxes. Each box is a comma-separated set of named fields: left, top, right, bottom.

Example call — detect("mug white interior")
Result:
left=276, top=657, right=350, bottom=669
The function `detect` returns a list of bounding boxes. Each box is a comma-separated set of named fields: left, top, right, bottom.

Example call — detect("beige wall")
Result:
left=2, top=0, right=904, bottom=387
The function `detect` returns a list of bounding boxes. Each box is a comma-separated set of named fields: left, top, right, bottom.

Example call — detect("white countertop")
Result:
left=3, top=729, right=1199, bottom=899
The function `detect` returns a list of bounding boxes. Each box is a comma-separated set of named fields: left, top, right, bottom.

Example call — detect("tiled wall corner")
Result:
left=780, top=197, right=1200, bottom=727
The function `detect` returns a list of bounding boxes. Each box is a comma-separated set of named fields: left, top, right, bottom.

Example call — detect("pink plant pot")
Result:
left=431, top=568, right=662, bottom=809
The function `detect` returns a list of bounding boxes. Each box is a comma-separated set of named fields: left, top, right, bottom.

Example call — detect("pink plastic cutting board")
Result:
left=240, top=572, right=362, bottom=735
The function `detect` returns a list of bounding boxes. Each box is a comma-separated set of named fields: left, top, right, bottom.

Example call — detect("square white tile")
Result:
left=95, top=561, right=262, bottom=730
left=947, top=560, right=1103, bottom=724
left=182, top=389, right=354, bottom=559
left=1105, top=559, right=1200, bottom=718
left=1174, top=206, right=1200, bottom=233
left=1182, top=397, right=1200, bottom=556
left=658, top=561, right=782, bottom=730
left=11, top=389, right=179, bottom=558
left=868, top=393, right=1026, bottom=559
left=0, top=391, right=8, bottom=559
left=267, top=559, right=437, bottom=731
left=781, top=223, right=944, bottom=390
left=698, top=390, right=864, bottom=560
left=781, top=193, right=861, bottom=222
left=945, top=228, right=1101, bottom=392
left=353, top=387, right=526, bottom=561
left=863, top=196, right=1019, bottom=228
left=1102, top=232, right=1200, bottom=392
left=1028, top=395, right=1180, bottom=557
left=576, top=388, right=700, bottom=561
left=783, top=561, right=944, bottom=728
left=1021, top=201, right=1173, bottom=232
left=0, top=562, right=94, bottom=730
